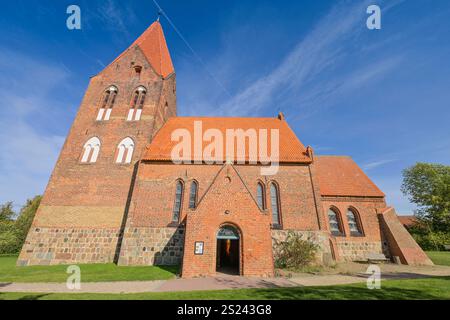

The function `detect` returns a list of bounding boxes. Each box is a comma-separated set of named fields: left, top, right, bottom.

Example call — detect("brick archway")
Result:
left=216, top=224, right=241, bottom=275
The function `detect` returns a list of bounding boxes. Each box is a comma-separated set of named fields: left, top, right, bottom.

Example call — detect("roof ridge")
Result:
left=99, top=20, right=174, bottom=78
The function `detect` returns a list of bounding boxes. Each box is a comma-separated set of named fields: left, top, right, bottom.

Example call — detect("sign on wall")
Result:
left=194, top=241, right=204, bottom=255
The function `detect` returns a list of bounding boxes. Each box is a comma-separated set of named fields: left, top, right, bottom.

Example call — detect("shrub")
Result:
left=411, top=230, right=450, bottom=251
left=274, top=232, right=318, bottom=270
left=0, top=221, right=21, bottom=254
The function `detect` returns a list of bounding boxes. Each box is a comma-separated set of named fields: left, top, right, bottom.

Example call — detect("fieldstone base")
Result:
left=118, top=225, right=185, bottom=266
left=336, top=240, right=390, bottom=262
left=271, top=230, right=333, bottom=265
left=17, top=227, right=120, bottom=266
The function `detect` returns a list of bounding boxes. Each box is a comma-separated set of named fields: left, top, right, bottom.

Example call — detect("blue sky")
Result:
left=0, top=0, right=449, bottom=213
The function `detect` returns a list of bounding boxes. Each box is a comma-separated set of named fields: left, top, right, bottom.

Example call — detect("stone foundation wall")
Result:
left=118, top=226, right=185, bottom=266
left=271, top=230, right=333, bottom=265
left=335, top=240, right=390, bottom=262
left=17, top=227, right=120, bottom=266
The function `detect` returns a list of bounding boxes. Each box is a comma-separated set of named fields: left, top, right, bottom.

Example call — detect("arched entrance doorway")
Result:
left=216, top=225, right=240, bottom=275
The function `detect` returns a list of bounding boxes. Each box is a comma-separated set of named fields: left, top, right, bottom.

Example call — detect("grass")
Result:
left=0, top=255, right=179, bottom=283
left=426, top=251, right=450, bottom=266
left=0, top=276, right=449, bottom=300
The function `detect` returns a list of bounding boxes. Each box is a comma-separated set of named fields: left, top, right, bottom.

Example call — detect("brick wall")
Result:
left=378, top=207, right=433, bottom=265
left=181, top=164, right=274, bottom=278
left=320, top=196, right=390, bottom=261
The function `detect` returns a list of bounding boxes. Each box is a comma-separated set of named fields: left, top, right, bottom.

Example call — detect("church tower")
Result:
left=18, top=21, right=176, bottom=266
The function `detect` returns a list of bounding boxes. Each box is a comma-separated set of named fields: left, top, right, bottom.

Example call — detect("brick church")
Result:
left=18, top=20, right=432, bottom=277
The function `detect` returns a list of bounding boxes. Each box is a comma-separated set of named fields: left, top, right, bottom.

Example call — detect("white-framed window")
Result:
left=96, top=86, right=118, bottom=121
left=127, top=86, right=146, bottom=121
left=116, top=137, right=135, bottom=164
left=81, top=137, right=101, bottom=163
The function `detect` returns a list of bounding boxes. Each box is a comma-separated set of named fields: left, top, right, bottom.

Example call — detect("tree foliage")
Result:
left=0, top=202, right=15, bottom=221
left=0, top=196, right=41, bottom=254
left=401, top=162, right=450, bottom=232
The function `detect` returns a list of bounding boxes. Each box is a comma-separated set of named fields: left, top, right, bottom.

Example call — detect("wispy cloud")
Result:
left=363, top=159, right=398, bottom=171
left=95, top=0, right=137, bottom=38
left=213, top=0, right=403, bottom=118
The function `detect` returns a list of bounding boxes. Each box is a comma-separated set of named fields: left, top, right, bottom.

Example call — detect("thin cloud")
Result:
left=96, top=0, right=136, bottom=37
left=363, top=159, right=398, bottom=171
left=218, top=1, right=371, bottom=116
left=216, top=0, right=404, bottom=118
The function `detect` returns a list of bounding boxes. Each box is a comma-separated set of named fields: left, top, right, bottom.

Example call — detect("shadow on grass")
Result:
left=249, top=286, right=430, bottom=300
left=251, top=276, right=450, bottom=300
left=213, top=277, right=296, bottom=290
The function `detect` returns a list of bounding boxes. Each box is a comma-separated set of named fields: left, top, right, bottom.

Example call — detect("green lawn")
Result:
left=426, top=251, right=450, bottom=266
left=0, top=255, right=178, bottom=283
left=0, top=276, right=449, bottom=300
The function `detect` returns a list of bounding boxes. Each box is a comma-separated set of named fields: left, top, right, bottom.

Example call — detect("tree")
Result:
left=0, top=202, right=15, bottom=221
left=15, top=196, right=42, bottom=246
left=401, top=163, right=450, bottom=232
left=0, top=202, right=18, bottom=254
left=0, top=196, right=41, bottom=254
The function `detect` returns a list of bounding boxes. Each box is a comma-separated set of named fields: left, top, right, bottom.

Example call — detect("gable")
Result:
left=194, top=164, right=262, bottom=214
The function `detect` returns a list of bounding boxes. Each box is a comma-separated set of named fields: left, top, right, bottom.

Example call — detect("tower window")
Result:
left=127, top=86, right=146, bottom=121
left=270, top=182, right=281, bottom=226
left=256, top=182, right=266, bottom=210
left=116, top=137, right=135, bottom=164
left=172, top=180, right=184, bottom=222
left=189, top=181, right=198, bottom=209
left=81, top=137, right=101, bottom=163
left=96, top=86, right=118, bottom=121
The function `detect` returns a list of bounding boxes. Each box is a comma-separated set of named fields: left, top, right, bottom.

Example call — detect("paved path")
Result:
left=1, top=266, right=449, bottom=294
left=0, top=274, right=382, bottom=294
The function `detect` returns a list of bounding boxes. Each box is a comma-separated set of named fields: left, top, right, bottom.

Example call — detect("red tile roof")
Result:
left=315, top=156, right=385, bottom=197
left=111, top=21, right=174, bottom=78
left=143, top=117, right=312, bottom=163
left=397, top=215, right=418, bottom=227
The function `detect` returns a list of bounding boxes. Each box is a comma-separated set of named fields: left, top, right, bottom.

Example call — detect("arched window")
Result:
left=328, top=208, right=344, bottom=236
left=81, top=137, right=101, bottom=163
left=256, top=182, right=266, bottom=210
left=172, top=180, right=184, bottom=222
left=270, top=182, right=281, bottom=226
left=127, top=86, right=146, bottom=121
left=96, top=86, right=118, bottom=121
left=116, top=137, right=134, bottom=164
left=189, top=181, right=198, bottom=209
left=347, top=208, right=363, bottom=236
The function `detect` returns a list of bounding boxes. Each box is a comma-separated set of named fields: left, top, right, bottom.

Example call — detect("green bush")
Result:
left=274, top=232, right=318, bottom=270
left=0, top=221, right=21, bottom=254
left=411, top=229, right=450, bottom=251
